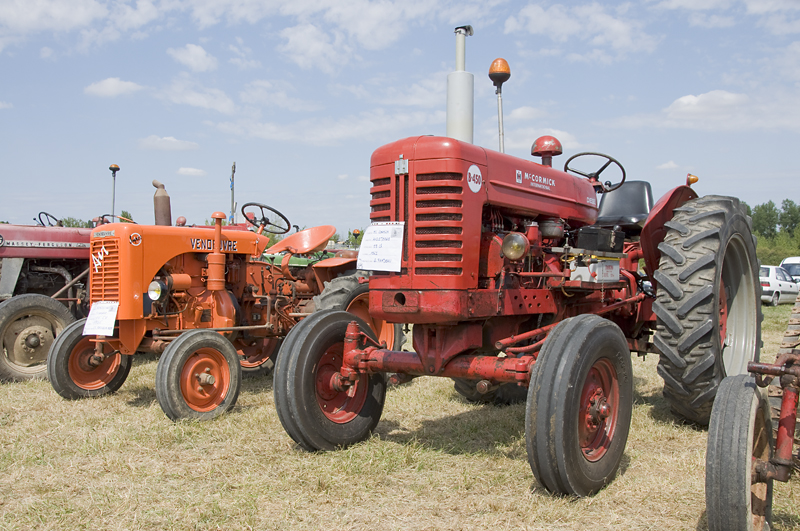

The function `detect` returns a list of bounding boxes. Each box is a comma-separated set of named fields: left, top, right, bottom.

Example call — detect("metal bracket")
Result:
left=395, top=155, right=408, bottom=175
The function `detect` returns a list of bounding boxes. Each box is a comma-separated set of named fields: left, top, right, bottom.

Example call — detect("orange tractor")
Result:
left=47, top=192, right=401, bottom=421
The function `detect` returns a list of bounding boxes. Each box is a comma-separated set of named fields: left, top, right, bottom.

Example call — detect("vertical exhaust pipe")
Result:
left=446, top=25, right=474, bottom=144
left=152, top=180, right=172, bottom=226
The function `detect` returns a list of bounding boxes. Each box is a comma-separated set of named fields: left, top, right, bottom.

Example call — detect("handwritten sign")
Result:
left=357, top=222, right=405, bottom=272
left=83, top=301, right=119, bottom=336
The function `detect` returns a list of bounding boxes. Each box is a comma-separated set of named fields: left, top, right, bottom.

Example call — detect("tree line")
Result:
left=744, top=199, right=800, bottom=266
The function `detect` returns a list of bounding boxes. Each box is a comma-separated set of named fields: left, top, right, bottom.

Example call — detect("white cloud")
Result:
left=239, top=80, right=322, bottom=111
left=657, top=161, right=679, bottom=170
left=0, top=101, right=12, bottom=109
left=84, top=77, right=144, bottom=97
left=278, top=23, right=352, bottom=74
left=161, top=73, right=235, bottom=114
left=167, top=44, right=218, bottom=72
left=502, top=127, right=580, bottom=152
left=656, top=0, right=734, bottom=10
left=39, top=46, right=53, bottom=59
left=0, top=0, right=107, bottom=33
left=612, top=89, right=800, bottom=131
left=216, top=108, right=446, bottom=146
left=504, top=3, right=658, bottom=62
left=177, top=167, right=207, bottom=176
left=139, top=135, right=200, bottom=151
left=380, top=74, right=447, bottom=108
left=337, top=174, right=348, bottom=180
left=688, top=13, right=736, bottom=27
left=506, top=106, right=547, bottom=122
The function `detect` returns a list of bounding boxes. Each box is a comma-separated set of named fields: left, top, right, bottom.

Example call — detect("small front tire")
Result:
left=706, top=374, right=772, bottom=531
left=526, top=315, right=633, bottom=496
left=155, top=330, right=242, bottom=421
left=273, top=310, right=386, bottom=451
left=47, top=319, right=132, bottom=399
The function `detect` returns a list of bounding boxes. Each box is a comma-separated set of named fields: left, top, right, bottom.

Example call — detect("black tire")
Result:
left=452, top=377, right=528, bottom=405
left=769, top=292, right=779, bottom=307
left=653, top=195, right=761, bottom=425
left=273, top=310, right=386, bottom=451
left=0, top=293, right=75, bottom=381
left=236, top=337, right=281, bottom=379
left=313, top=273, right=405, bottom=351
left=47, top=319, right=132, bottom=399
left=526, top=315, right=633, bottom=496
left=706, top=375, right=772, bottom=531
left=155, top=330, right=242, bottom=421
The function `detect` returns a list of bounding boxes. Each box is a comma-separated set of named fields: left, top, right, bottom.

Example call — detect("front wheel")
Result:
left=47, top=319, right=132, bottom=399
left=526, top=315, right=633, bottom=496
left=0, top=293, right=75, bottom=381
left=706, top=375, right=772, bottom=531
left=273, top=310, right=386, bottom=451
left=770, top=292, right=779, bottom=307
left=155, top=330, right=242, bottom=421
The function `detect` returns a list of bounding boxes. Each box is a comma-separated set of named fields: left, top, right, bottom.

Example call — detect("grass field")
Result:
left=0, top=305, right=798, bottom=530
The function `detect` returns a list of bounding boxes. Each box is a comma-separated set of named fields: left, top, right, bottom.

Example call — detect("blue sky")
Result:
left=1, top=0, right=798, bottom=233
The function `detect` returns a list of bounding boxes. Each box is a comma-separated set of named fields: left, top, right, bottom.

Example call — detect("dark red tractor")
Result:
left=0, top=211, right=96, bottom=380
left=272, top=33, right=760, bottom=497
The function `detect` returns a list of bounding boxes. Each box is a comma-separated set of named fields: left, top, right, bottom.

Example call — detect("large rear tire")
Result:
left=235, top=337, right=281, bottom=378
left=273, top=310, right=386, bottom=451
left=313, top=273, right=404, bottom=351
left=0, top=294, right=75, bottom=381
left=47, top=319, right=132, bottom=399
left=706, top=374, right=772, bottom=531
left=155, top=330, right=242, bottom=421
left=526, top=315, right=633, bottom=496
left=653, top=195, right=761, bottom=425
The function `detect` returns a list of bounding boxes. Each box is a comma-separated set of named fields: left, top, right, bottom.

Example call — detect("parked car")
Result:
left=760, top=265, right=799, bottom=306
left=780, top=256, right=800, bottom=283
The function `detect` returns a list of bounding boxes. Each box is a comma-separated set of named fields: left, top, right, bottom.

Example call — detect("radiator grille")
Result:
left=369, top=169, right=465, bottom=278
left=89, top=239, right=120, bottom=302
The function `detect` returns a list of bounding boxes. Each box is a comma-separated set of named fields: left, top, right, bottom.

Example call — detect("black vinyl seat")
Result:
left=595, top=180, right=653, bottom=235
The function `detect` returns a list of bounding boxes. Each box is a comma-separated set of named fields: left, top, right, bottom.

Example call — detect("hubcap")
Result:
left=67, top=337, right=122, bottom=390
left=578, top=358, right=619, bottom=462
left=3, top=316, right=55, bottom=367
left=315, top=343, right=367, bottom=423
left=179, top=348, right=230, bottom=412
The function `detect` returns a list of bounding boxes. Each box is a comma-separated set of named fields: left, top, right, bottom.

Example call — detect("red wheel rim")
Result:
left=578, top=358, right=619, bottom=462
left=237, top=338, right=279, bottom=369
left=315, top=342, right=367, bottom=423
left=718, top=277, right=728, bottom=347
left=67, top=337, right=123, bottom=391
left=179, top=347, right=231, bottom=412
left=346, top=292, right=396, bottom=349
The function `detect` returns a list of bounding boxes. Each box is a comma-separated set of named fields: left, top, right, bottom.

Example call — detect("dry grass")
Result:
left=0, top=306, right=798, bottom=530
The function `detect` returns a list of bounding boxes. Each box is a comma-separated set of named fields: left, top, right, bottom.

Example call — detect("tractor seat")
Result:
left=595, top=180, right=653, bottom=235
left=266, top=225, right=336, bottom=255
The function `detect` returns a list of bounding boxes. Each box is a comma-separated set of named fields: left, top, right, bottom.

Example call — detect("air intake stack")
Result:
left=446, top=25, right=474, bottom=144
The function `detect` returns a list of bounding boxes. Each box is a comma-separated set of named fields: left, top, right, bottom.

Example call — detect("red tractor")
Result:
left=0, top=211, right=96, bottom=381
left=272, top=35, right=760, bottom=497
left=47, top=196, right=402, bottom=422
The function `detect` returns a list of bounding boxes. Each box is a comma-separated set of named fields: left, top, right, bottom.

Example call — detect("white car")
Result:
left=780, top=256, right=800, bottom=283
left=760, top=265, right=799, bottom=306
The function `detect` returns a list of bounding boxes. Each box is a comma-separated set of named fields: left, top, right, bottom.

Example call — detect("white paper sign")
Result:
left=357, top=222, right=405, bottom=272
left=83, top=301, right=119, bottom=336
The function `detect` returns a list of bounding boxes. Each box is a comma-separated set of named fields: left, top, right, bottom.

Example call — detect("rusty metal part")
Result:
left=50, top=267, right=89, bottom=299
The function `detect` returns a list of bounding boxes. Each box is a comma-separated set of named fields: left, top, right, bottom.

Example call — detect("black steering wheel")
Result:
left=563, top=152, right=626, bottom=193
left=241, top=202, right=291, bottom=234
left=37, top=211, right=60, bottom=226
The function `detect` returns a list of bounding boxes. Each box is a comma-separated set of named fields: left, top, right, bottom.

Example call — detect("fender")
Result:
left=640, top=185, right=699, bottom=278
left=311, top=256, right=358, bottom=292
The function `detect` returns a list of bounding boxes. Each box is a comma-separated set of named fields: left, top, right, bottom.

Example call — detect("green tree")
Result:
left=752, top=200, right=779, bottom=238
left=119, top=210, right=135, bottom=223
left=60, top=217, right=92, bottom=228
left=347, top=229, right=364, bottom=247
left=779, top=199, right=800, bottom=236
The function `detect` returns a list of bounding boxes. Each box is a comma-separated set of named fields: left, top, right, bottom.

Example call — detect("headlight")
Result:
left=502, top=233, right=530, bottom=261
left=147, top=280, right=168, bottom=302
